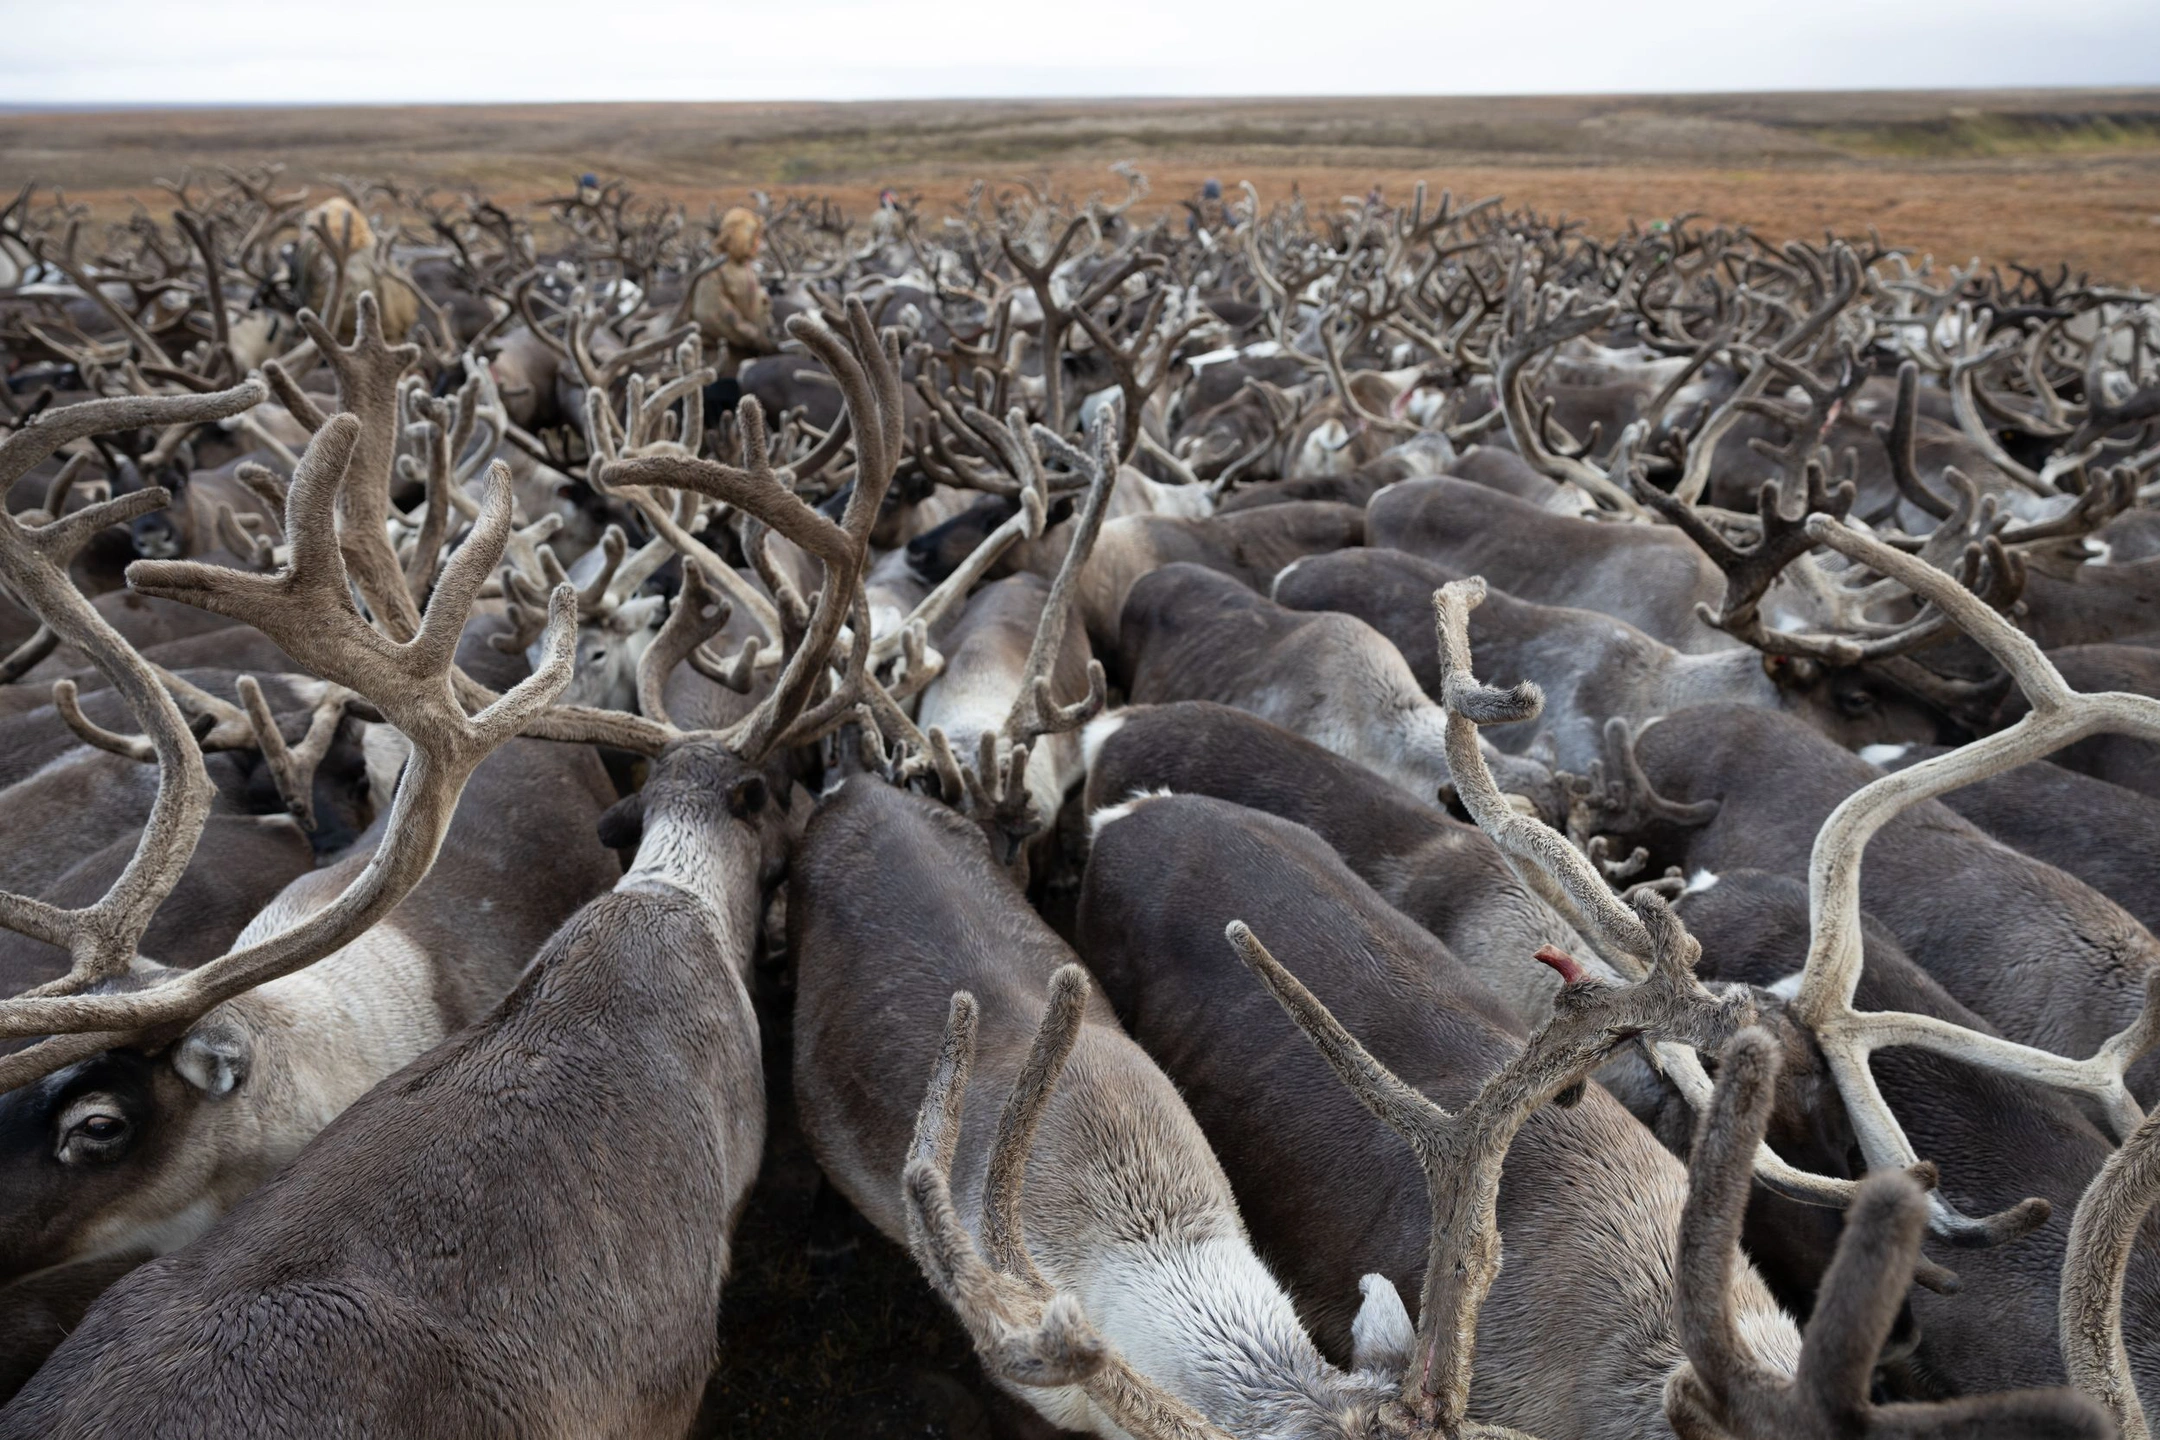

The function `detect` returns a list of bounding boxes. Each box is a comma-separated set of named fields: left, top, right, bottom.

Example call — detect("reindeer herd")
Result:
left=0, top=166, right=2158, bottom=1438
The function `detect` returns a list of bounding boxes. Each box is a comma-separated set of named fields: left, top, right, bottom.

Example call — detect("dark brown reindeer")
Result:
left=1869, top=742, right=2160, bottom=938
left=1671, top=867, right=2160, bottom=1404
left=1077, top=768, right=1804, bottom=1439
left=796, top=775, right=1408, bottom=1440
left=1559, top=520, right=2160, bottom=1232
left=1364, top=476, right=1733, bottom=653
left=1081, top=701, right=1586, bottom=1023
left=1270, top=546, right=1936, bottom=773
left=1112, top=562, right=1553, bottom=810
left=1595, top=702, right=2160, bottom=1099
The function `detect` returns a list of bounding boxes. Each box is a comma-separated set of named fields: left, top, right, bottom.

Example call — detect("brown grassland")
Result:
left=4, top=89, right=2160, bottom=283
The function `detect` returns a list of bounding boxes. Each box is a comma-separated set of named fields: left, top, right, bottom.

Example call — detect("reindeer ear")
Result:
left=1760, top=653, right=1823, bottom=690
left=1349, top=1273, right=1414, bottom=1376
left=596, top=790, right=646, bottom=851
left=172, top=1013, right=252, bottom=1097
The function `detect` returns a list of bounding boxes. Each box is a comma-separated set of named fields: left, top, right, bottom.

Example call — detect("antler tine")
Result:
left=295, top=291, right=425, bottom=641
left=396, top=411, right=453, bottom=604
left=2063, top=1104, right=2160, bottom=1440
left=1667, top=1028, right=1783, bottom=1418
left=634, top=560, right=733, bottom=727
left=49, top=678, right=157, bottom=762
left=1782, top=513, right=2160, bottom=1238
left=0, top=380, right=264, bottom=994
left=575, top=524, right=628, bottom=616
left=1229, top=897, right=1748, bottom=1437
left=234, top=461, right=289, bottom=531
left=236, top=675, right=357, bottom=832
left=0, top=424, right=580, bottom=1094
left=981, top=964, right=1088, bottom=1284
left=1874, top=360, right=1952, bottom=521
left=901, top=984, right=1111, bottom=1391
left=1668, top=1029, right=2110, bottom=1440
left=32, top=451, right=98, bottom=525
left=1002, top=406, right=1117, bottom=750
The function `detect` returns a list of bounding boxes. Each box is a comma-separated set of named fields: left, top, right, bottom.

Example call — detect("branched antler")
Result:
left=0, top=380, right=265, bottom=993
left=905, top=969, right=1236, bottom=1440
left=1781, top=515, right=2160, bottom=1232
left=0, top=411, right=577, bottom=1094
left=1668, top=1029, right=2108, bottom=1440
left=1227, top=904, right=1747, bottom=1438
left=1428, top=577, right=1953, bottom=1238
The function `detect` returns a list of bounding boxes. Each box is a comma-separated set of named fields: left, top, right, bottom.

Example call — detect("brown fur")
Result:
left=792, top=778, right=1402, bottom=1438
left=0, top=740, right=777, bottom=1439
left=1667, top=1029, right=2106, bottom=1440
left=1076, top=791, right=1803, bottom=1440
left=1272, top=547, right=1939, bottom=770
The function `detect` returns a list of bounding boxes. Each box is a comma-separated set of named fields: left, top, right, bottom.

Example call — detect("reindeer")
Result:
left=1669, top=867, right=2160, bottom=1405
left=1113, top=562, right=1552, bottom=809
left=0, top=308, right=621, bottom=1302
left=1, top=299, right=905, bottom=1436
left=1366, top=476, right=1734, bottom=652
left=1082, top=701, right=1584, bottom=1024
left=1272, top=546, right=1937, bottom=772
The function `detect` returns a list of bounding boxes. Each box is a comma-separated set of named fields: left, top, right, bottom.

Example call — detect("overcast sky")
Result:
left=3, top=0, right=2157, bottom=104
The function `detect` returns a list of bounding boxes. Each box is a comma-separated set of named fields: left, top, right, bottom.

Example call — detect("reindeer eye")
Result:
left=1836, top=689, right=1875, bottom=716
left=57, top=1099, right=132, bottom=1164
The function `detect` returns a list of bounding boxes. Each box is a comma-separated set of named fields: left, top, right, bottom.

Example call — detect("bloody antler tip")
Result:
left=1534, top=945, right=1587, bottom=986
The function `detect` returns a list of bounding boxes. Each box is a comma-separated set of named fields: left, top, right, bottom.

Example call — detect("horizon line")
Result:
left=6, top=82, right=2160, bottom=114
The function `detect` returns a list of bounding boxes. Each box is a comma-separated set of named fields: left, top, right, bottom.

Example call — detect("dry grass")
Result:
left=5, top=90, right=2159, bottom=282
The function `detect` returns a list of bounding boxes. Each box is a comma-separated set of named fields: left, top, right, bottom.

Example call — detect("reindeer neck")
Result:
left=1076, top=1233, right=1383, bottom=1438
left=618, top=804, right=763, bottom=970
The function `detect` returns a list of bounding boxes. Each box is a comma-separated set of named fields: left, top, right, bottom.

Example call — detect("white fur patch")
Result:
left=1269, top=555, right=1307, bottom=599
left=2085, top=537, right=2113, bottom=566
left=1350, top=1273, right=1415, bottom=1374
left=1765, top=970, right=1805, bottom=1001
left=1737, top=1294, right=1804, bottom=1379
left=1081, top=711, right=1129, bottom=771
left=1858, top=743, right=1911, bottom=767
left=1087, top=787, right=1174, bottom=840
left=1682, top=869, right=1720, bottom=895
